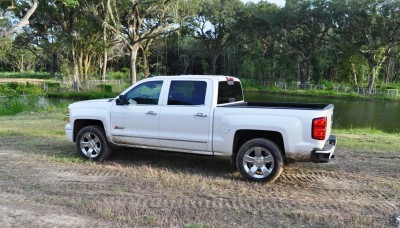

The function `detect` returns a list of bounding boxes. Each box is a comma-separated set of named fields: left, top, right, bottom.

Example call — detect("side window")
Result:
left=168, top=81, right=207, bottom=106
left=125, top=81, right=163, bottom=105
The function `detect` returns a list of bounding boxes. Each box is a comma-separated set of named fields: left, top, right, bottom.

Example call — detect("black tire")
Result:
left=236, top=138, right=284, bottom=183
left=76, top=125, right=112, bottom=162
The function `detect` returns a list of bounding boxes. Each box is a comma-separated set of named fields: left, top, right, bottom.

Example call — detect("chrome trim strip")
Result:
left=111, top=143, right=212, bottom=155
left=111, top=135, right=207, bottom=144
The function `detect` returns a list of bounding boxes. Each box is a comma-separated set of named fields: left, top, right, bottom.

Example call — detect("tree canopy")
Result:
left=1, top=0, right=400, bottom=91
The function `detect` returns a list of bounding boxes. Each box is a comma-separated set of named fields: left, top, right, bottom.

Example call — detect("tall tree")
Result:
left=239, top=1, right=282, bottom=80
left=90, top=0, right=183, bottom=84
left=340, top=0, right=400, bottom=93
left=192, top=0, right=244, bottom=75
left=282, top=0, right=335, bottom=85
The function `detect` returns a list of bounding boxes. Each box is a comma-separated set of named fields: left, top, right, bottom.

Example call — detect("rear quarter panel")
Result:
left=212, top=106, right=334, bottom=161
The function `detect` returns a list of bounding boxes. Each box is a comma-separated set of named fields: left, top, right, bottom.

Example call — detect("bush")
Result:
left=45, top=82, right=61, bottom=92
left=109, top=71, right=129, bottom=81
left=0, top=82, right=44, bottom=96
left=97, top=84, right=113, bottom=93
left=46, top=91, right=117, bottom=100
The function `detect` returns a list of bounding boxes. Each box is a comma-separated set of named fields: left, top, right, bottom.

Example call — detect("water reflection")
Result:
left=245, top=92, right=400, bottom=133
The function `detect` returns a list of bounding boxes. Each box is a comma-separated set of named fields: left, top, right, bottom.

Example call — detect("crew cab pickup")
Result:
left=65, top=75, right=336, bottom=182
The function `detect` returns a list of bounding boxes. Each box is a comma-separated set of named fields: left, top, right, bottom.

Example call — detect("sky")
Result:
left=242, top=0, right=286, bottom=7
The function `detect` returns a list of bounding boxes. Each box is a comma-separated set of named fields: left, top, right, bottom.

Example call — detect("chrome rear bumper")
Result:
left=312, top=135, right=337, bottom=163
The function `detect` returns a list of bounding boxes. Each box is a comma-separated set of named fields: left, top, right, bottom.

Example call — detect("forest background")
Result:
left=1, top=0, right=400, bottom=95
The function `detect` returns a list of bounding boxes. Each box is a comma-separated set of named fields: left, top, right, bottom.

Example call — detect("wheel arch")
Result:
left=232, top=130, right=285, bottom=161
left=73, top=119, right=105, bottom=142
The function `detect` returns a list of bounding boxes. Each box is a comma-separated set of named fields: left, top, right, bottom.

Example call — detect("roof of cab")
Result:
left=145, top=75, right=240, bottom=81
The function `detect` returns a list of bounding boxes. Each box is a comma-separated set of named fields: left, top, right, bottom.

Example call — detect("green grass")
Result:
left=0, top=72, right=54, bottom=79
left=332, top=128, right=400, bottom=153
left=0, top=96, right=68, bottom=116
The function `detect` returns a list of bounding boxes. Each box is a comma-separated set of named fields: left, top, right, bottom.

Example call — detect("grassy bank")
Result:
left=332, top=128, right=400, bottom=154
left=0, top=96, right=68, bottom=116
left=0, top=72, right=54, bottom=79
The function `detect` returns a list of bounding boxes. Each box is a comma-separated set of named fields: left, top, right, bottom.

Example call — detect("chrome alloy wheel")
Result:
left=79, top=132, right=101, bottom=158
left=242, top=147, right=274, bottom=179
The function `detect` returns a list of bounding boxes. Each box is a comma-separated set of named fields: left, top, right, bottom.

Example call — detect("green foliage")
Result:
left=0, top=72, right=53, bottom=79
left=108, top=71, right=129, bottom=81
left=317, top=79, right=334, bottom=90
left=47, top=91, right=117, bottom=100
left=45, top=82, right=61, bottom=92
left=0, top=82, right=45, bottom=96
left=0, top=83, right=19, bottom=97
left=97, top=84, right=113, bottom=93
left=1, top=0, right=400, bottom=90
left=0, top=96, right=68, bottom=116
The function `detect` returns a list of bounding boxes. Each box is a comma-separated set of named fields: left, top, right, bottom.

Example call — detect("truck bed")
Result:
left=219, top=102, right=331, bottom=110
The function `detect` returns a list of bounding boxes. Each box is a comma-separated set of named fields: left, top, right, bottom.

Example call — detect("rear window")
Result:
left=217, top=81, right=243, bottom=104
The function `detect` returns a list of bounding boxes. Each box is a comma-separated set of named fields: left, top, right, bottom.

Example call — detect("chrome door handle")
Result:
left=145, top=111, right=157, bottom=115
left=194, top=113, right=207, bottom=117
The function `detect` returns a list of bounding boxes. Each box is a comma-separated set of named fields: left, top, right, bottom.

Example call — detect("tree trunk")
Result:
left=101, top=24, right=108, bottom=81
left=51, top=53, right=57, bottom=76
left=129, top=44, right=140, bottom=85
left=366, top=66, right=376, bottom=95
left=84, top=54, right=92, bottom=80
left=365, top=47, right=392, bottom=94
left=78, top=52, right=84, bottom=81
left=210, top=52, right=219, bottom=75
left=351, top=63, right=358, bottom=86
left=1, top=0, right=39, bottom=38
left=299, top=60, right=309, bottom=87
left=142, top=48, right=150, bottom=77
left=71, top=48, right=79, bottom=91
left=366, top=57, right=389, bottom=94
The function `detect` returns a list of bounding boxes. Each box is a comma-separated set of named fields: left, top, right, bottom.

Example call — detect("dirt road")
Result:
left=0, top=147, right=399, bottom=227
left=0, top=112, right=399, bottom=227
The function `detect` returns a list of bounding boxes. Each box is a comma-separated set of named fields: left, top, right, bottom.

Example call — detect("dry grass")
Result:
left=0, top=110, right=399, bottom=227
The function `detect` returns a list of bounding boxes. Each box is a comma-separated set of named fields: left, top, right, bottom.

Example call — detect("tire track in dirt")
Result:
left=24, top=159, right=399, bottom=217
left=1, top=146, right=398, bottom=226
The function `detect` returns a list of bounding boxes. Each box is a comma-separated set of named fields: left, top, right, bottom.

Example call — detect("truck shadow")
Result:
left=107, top=147, right=238, bottom=179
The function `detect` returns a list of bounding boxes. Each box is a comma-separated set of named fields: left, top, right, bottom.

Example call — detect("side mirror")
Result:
left=116, top=95, right=126, bottom=105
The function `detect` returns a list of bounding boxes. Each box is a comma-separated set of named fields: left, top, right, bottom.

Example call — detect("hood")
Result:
left=69, top=98, right=114, bottom=109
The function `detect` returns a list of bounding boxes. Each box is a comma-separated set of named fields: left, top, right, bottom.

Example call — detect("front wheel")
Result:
left=236, top=138, right=284, bottom=183
left=76, top=125, right=112, bottom=161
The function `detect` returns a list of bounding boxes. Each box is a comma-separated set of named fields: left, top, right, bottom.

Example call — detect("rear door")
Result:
left=158, top=79, right=212, bottom=152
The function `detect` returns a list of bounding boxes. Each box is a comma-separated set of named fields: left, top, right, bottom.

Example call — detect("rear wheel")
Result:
left=236, top=138, right=283, bottom=183
left=76, top=125, right=111, bottom=161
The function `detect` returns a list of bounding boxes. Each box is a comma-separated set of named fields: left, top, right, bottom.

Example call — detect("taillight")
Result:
left=312, top=117, right=327, bottom=140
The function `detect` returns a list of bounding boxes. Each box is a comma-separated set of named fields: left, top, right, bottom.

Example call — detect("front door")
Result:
left=110, top=80, right=164, bottom=147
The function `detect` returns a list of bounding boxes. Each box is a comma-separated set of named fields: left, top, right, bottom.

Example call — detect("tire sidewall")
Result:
left=236, top=138, right=283, bottom=183
left=76, top=125, right=111, bottom=161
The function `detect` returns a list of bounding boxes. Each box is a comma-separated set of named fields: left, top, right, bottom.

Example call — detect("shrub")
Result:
left=97, top=84, right=113, bottom=93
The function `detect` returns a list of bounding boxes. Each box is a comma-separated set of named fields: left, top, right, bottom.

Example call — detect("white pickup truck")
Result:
left=65, top=75, right=336, bottom=182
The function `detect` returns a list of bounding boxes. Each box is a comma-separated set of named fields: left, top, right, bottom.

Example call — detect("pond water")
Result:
left=246, top=93, right=400, bottom=133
